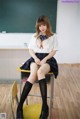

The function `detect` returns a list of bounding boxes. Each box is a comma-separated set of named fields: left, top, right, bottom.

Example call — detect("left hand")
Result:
left=40, top=58, right=47, bottom=65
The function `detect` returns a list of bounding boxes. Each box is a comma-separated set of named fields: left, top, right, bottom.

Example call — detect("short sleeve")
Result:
left=53, top=34, right=59, bottom=51
left=28, top=34, right=35, bottom=50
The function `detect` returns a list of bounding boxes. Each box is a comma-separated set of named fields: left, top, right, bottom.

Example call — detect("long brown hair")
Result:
left=35, top=15, right=53, bottom=38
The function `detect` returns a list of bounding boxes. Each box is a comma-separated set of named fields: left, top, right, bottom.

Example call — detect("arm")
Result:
left=29, top=49, right=41, bottom=65
left=29, top=49, right=37, bottom=60
left=44, top=50, right=56, bottom=61
left=40, top=50, right=56, bottom=65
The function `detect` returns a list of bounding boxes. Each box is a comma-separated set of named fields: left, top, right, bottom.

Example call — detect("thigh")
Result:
left=27, top=62, right=39, bottom=83
left=30, top=62, right=39, bottom=75
left=39, top=63, right=50, bottom=75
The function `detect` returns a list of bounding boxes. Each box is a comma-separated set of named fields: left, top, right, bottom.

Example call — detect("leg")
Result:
left=27, top=62, right=39, bottom=83
left=37, top=63, right=50, bottom=80
left=37, top=63, right=50, bottom=119
left=16, top=63, right=39, bottom=119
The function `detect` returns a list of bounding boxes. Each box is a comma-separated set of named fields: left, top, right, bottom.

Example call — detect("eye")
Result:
left=43, top=24, right=46, bottom=26
left=39, top=24, right=46, bottom=27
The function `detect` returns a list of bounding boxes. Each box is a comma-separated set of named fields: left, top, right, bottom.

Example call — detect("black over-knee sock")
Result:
left=17, top=81, right=33, bottom=111
left=39, top=78, right=48, bottom=111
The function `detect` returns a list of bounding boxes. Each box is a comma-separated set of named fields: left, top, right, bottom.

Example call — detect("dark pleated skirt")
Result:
left=20, top=53, right=59, bottom=78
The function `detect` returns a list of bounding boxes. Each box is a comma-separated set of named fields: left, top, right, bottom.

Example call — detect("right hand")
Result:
left=35, top=58, right=41, bottom=65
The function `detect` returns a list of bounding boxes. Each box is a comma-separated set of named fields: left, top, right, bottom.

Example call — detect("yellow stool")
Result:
left=17, top=67, right=55, bottom=119
left=23, top=103, right=41, bottom=119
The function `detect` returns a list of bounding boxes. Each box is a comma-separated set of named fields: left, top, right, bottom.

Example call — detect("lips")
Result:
left=42, top=30, right=45, bottom=32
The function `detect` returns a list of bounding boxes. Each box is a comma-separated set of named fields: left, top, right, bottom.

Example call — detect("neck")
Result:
left=41, top=32, right=46, bottom=36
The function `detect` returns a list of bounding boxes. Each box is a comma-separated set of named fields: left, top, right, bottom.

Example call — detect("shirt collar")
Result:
left=39, top=33, right=48, bottom=41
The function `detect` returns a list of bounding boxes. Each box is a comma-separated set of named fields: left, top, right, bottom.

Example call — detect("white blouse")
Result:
left=28, top=33, right=58, bottom=53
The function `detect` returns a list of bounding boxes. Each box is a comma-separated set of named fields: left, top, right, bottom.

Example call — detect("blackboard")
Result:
left=0, top=0, right=57, bottom=33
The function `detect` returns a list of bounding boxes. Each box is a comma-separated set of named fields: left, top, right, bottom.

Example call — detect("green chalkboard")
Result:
left=0, top=0, right=57, bottom=33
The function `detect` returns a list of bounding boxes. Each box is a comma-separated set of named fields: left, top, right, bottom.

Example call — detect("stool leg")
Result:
left=49, top=75, right=54, bottom=119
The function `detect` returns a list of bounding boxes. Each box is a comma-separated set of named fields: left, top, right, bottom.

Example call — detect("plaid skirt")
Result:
left=20, top=53, right=58, bottom=78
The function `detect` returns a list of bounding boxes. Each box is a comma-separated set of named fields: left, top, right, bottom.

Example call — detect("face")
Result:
left=39, top=24, right=47, bottom=35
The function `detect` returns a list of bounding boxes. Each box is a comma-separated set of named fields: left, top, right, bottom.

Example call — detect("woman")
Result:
left=16, top=15, right=58, bottom=119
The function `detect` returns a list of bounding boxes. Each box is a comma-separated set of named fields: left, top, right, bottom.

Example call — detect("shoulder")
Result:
left=48, top=33, right=57, bottom=41
left=31, top=33, right=37, bottom=38
left=50, top=33, right=57, bottom=38
left=30, top=33, right=37, bottom=42
left=28, top=33, right=36, bottom=48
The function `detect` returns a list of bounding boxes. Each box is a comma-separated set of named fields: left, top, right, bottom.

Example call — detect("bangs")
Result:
left=37, top=16, right=48, bottom=26
left=37, top=21, right=47, bottom=27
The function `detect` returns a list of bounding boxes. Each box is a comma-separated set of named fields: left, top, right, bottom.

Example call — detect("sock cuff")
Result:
left=26, top=81, right=33, bottom=86
left=38, top=78, right=46, bottom=83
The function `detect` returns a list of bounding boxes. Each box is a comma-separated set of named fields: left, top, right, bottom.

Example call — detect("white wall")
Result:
left=0, top=50, right=30, bottom=81
left=56, top=0, right=80, bottom=63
